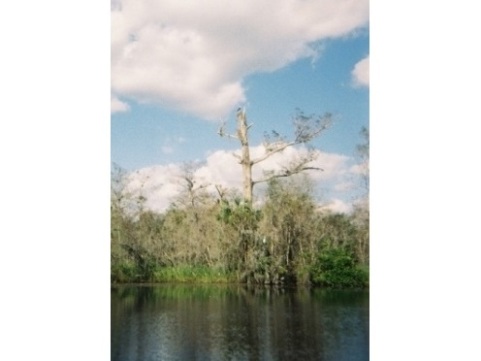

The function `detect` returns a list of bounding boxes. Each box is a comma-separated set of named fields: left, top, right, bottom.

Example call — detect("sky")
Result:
left=4, top=2, right=481, bottom=359
left=111, top=0, right=370, bottom=213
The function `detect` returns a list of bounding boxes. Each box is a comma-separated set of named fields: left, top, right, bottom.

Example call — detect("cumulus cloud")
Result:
left=352, top=55, right=369, bottom=87
left=111, top=0, right=369, bottom=119
left=125, top=145, right=360, bottom=213
left=124, top=164, right=184, bottom=213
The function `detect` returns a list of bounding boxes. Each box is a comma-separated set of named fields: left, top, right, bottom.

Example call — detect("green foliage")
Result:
left=318, top=213, right=358, bottom=251
left=310, top=248, right=368, bottom=288
left=259, top=177, right=319, bottom=284
left=111, top=168, right=369, bottom=289
left=153, top=265, right=235, bottom=283
left=111, top=260, right=138, bottom=283
left=217, top=198, right=261, bottom=231
left=111, top=263, right=235, bottom=284
left=111, top=247, right=158, bottom=283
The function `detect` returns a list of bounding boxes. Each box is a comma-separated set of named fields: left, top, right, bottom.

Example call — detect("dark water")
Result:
left=111, top=285, right=369, bottom=361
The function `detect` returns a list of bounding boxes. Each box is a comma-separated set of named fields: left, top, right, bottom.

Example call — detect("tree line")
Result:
left=111, top=170, right=369, bottom=288
left=111, top=110, right=369, bottom=288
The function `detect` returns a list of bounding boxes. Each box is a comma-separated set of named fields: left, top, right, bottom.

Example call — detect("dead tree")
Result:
left=218, top=107, right=332, bottom=203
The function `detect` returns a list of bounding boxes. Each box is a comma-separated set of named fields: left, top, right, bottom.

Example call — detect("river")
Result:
left=111, top=284, right=369, bottom=361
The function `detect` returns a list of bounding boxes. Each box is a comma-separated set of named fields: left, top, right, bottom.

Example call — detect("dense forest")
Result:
left=111, top=112, right=369, bottom=289
left=111, top=170, right=369, bottom=288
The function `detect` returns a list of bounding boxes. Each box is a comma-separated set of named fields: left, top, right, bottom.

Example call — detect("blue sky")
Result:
left=112, top=33, right=369, bottom=170
left=111, top=0, right=370, bottom=213
left=4, top=2, right=481, bottom=357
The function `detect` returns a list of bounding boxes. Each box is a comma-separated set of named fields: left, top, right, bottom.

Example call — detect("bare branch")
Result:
left=253, top=150, right=323, bottom=185
left=217, top=120, right=225, bottom=137
left=215, top=184, right=227, bottom=201
left=217, top=119, right=239, bottom=140
left=254, top=166, right=323, bottom=185
left=218, top=130, right=239, bottom=140
left=293, top=111, right=332, bottom=143
left=220, top=132, right=239, bottom=140
left=252, top=140, right=296, bottom=165
left=253, top=112, right=331, bottom=165
left=184, top=176, right=194, bottom=191
left=174, top=161, right=213, bottom=209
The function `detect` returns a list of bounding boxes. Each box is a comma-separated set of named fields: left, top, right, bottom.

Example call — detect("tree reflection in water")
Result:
left=111, top=285, right=368, bottom=361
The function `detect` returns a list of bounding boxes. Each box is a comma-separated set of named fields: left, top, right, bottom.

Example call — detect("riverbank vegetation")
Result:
left=112, top=113, right=369, bottom=289
left=111, top=169, right=369, bottom=288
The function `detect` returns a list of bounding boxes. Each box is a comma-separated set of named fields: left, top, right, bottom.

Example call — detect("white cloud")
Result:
left=111, top=95, right=130, bottom=113
left=195, top=149, right=243, bottom=189
left=125, top=164, right=184, bottom=213
left=352, top=55, right=369, bottom=87
left=111, top=0, right=369, bottom=119
left=125, top=144, right=360, bottom=213
left=350, top=160, right=368, bottom=176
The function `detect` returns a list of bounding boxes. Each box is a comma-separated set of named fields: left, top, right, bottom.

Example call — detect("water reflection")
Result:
left=111, top=285, right=368, bottom=361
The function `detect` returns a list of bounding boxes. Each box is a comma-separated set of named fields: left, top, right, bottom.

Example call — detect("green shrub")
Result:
left=310, top=248, right=368, bottom=288
left=111, top=260, right=139, bottom=283
left=153, top=265, right=234, bottom=283
left=111, top=256, right=159, bottom=283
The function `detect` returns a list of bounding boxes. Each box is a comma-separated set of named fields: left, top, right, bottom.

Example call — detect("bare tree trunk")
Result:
left=236, top=109, right=254, bottom=203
